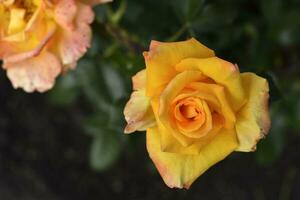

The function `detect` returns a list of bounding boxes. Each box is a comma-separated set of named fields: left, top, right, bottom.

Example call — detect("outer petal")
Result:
left=176, top=57, right=246, bottom=111
left=235, top=73, right=271, bottom=152
left=80, top=0, right=112, bottom=6
left=57, top=2, right=94, bottom=68
left=124, top=89, right=156, bottom=133
left=144, top=38, right=215, bottom=97
left=5, top=51, right=61, bottom=93
left=146, top=126, right=238, bottom=188
left=124, top=70, right=155, bottom=133
left=54, top=0, right=77, bottom=30
left=132, top=69, right=146, bottom=90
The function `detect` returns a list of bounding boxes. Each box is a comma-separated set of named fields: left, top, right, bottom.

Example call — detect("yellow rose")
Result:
left=124, top=38, right=271, bottom=188
left=0, top=0, right=111, bottom=92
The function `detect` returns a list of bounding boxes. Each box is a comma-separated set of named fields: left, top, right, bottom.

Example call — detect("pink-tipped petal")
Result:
left=235, top=73, right=271, bottom=152
left=147, top=126, right=238, bottom=189
left=58, top=3, right=94, bottom=67
left=80, top=0, right=113, bottom=6
left=124, top=70, right=156, bottom=133
left=54, top=0, right=77, bottom=30
left=5, top=51, right=61, bottom=93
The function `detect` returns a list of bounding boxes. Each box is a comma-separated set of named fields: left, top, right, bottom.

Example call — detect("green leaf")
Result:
left=76, top=59, right=110, bottom=111
left=259, top=72, right=282, bottom=103
left=108, top=0, right=127, bottom=25
left=101, top=64, right=126, bottom=102
left=90, top=132, right=121, bottom=171
left=47, top=72, right=79, bottom=106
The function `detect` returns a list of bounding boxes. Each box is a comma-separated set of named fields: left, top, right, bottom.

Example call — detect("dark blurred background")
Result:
left=1, top=0, right=300, bottom=199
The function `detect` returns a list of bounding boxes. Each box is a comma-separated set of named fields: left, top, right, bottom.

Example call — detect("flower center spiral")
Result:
left=172, top=96, right=212, bottom=138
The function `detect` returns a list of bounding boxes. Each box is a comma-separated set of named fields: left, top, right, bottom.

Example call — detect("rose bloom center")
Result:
left=171, top=96, right=213, bottom=138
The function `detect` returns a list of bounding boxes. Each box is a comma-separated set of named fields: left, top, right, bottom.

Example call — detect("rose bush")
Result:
left=0, top=0, right=111, bottom=92
left=124, top=38, right=271, bottom=189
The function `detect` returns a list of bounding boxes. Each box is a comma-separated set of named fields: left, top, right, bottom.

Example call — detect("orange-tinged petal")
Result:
left=80, top=0, right=112, bottom=6
left=152, top=96, right=222, bottom=155
left=124, top=89, right=156, bottom=133
left=132, top=69, right=146, bottom=91
left=24, top=1, right=43, bottom=32
left=144, top=38, right=215, bottom=97
left=3, top=20, right=56, bottom=63
left=176, top=57, right=246, bottom=111
left=5, top=51, right=61, bottom=93
left=186, top=82, right=236, bottom=129
left=173, top=91, right=220, bottom=115
left=54, top=0, right=77, bottom=30
left=0, top=41, right=14, bottom=59
left=158, top=70, right=205, bottom=146
left=235, top=72, right=271, bottom=152
left=176, top=99, right=212, bottom=138
left=146, top=126, right=238, bottom=188
left=57, top=3, right=94, bottom=68
left=159, top=112, right=224, bottom=155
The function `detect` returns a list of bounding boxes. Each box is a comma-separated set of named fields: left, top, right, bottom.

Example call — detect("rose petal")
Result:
left=187, top=82, right=236, bottom=129
left=3, top=20, right=56, bottom=63
left=7, top=8, right=26, bottom=35
left=144, top=38, right=215, bottom=97
left=235, top=72, right=271, bottom=152
left=132, top=69, right=146, bottom=91
left=5, top=51, right=61, bottom=93
left=175, top=99, right=209, bottom=135
left=158, top=70, right=206, bottom=146
left=54, top=0, right=77, bottom=30
left=124, top=70, right=156, bottom=133
left=152, top=96, right=223, bottom=155
left=176, top=57, right=246, bottom=111
left=124, top=89, right=156, bottom=133
left=58, top=3, right=94, bottom=67
left=146, top=126, right=238, bottom=188
left=80, top=0, right=113, bottom=6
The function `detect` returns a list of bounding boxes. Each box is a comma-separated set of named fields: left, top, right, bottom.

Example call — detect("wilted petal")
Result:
left=235, top=73, right=271, bottom=152
left=124, top=89, right=156, bottom=133
left=5, top=51, right=61, bottom=93
left=54, top=0, right=77, bottom=30
left=80, top=0, right=113, bottom=6
left=124, top=70, right=155, bottom=133
left=58, top=3, right=94, bottom=67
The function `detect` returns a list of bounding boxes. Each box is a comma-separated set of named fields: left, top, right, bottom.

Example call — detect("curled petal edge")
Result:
left=235, top=72, right=271, bottom=152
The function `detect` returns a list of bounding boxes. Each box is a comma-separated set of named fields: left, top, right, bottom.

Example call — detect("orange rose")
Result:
left=0, top=0, right=111, bottom=92
left=124, top=38, right=271, bottom=188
